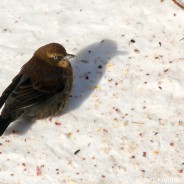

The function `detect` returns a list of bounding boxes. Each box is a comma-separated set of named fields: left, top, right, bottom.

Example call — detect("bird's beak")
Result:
left=63, top=54, right=76, bottom=60
left=57, top=54, right=76, bottom=68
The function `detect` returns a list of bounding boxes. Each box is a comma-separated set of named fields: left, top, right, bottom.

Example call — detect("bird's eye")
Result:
left=50, top=55, right=63, bottom=63
left=53, top=56, right=58, bottom=60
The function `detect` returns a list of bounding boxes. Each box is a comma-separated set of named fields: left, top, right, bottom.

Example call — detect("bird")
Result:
left=0, top=43, right=76, bottom=136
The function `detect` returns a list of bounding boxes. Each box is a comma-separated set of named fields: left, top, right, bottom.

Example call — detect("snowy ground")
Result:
left=0, top=0, right=184, bottom=184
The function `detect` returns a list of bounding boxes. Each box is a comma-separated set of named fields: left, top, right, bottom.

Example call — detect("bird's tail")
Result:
left=0, top=116, right=12, bottom=136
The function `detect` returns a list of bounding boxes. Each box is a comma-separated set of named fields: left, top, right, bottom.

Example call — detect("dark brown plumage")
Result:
left=0, top=43, right=75, bottom=136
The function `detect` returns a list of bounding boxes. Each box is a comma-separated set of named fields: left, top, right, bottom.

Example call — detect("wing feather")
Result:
left=0, top=74, right=22, bottom=109
left=1, top=76, right=65, bottom=116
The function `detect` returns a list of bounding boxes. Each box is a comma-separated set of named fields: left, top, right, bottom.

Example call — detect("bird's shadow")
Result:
left=4, top=39, right=127, bottom=136
left=64, top=39, right=127, bottom=113
left=5, top=118, right=35, bottom=136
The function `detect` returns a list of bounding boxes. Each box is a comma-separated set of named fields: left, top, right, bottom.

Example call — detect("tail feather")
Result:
left=0, top=116, right=13, bottom=136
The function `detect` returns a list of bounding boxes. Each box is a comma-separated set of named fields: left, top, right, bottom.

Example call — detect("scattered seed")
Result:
left=143, top=152, right=147, bottom=157
left=36, top=166, right=41, bottom=176
left=103, top=129, right=108, bottom=133
left=81, top=60, right=88, bottom=63
left=130, top=39, right=135, bottom=43
left=170, top=142, right=174, bottom=146
left=22, top=163, right=26, bottom=166
left=74, top=149, right=80, bottom=155
left=85, top=76, right=89, bottom=80
left=12, top=130, right=16, bottom=134
left=55, top=122, right=61, bottom=126
left=134, top=49, right=140, bottom=53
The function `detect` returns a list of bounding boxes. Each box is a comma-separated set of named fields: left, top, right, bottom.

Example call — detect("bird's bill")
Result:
left=56, top=54, right=76, bottom=68
left=64, top=54, right=76, bottom=60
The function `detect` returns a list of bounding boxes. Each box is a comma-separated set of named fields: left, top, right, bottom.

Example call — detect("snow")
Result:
left=0, top=0, right=184, bottom=183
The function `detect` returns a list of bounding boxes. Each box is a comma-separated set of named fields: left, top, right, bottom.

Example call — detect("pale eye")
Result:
left=53, top=56, right=58, bottom=60
left=51, top=55, right=63, bottom=62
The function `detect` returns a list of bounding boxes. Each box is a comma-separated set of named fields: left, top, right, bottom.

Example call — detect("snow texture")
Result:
left=0, top=0, right=184, bottom=183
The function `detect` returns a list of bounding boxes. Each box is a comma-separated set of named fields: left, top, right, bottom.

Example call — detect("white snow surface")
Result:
left=0, top=0, right=184, bottom=183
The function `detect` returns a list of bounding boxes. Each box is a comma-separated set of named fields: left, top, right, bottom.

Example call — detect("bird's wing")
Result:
left=0, top=74, right=22, bottom=109
left=1, top=76, right=65, bottom=116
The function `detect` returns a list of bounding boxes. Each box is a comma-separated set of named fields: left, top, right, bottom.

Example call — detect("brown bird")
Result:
left=0, top=43, right=75, bottom=136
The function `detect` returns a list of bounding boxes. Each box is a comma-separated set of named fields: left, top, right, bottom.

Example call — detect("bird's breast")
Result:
left=23, top=67, right=73, bottom=119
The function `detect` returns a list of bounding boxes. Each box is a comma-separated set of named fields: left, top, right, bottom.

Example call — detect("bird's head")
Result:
left=34, top=43, right=76, bottom=68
